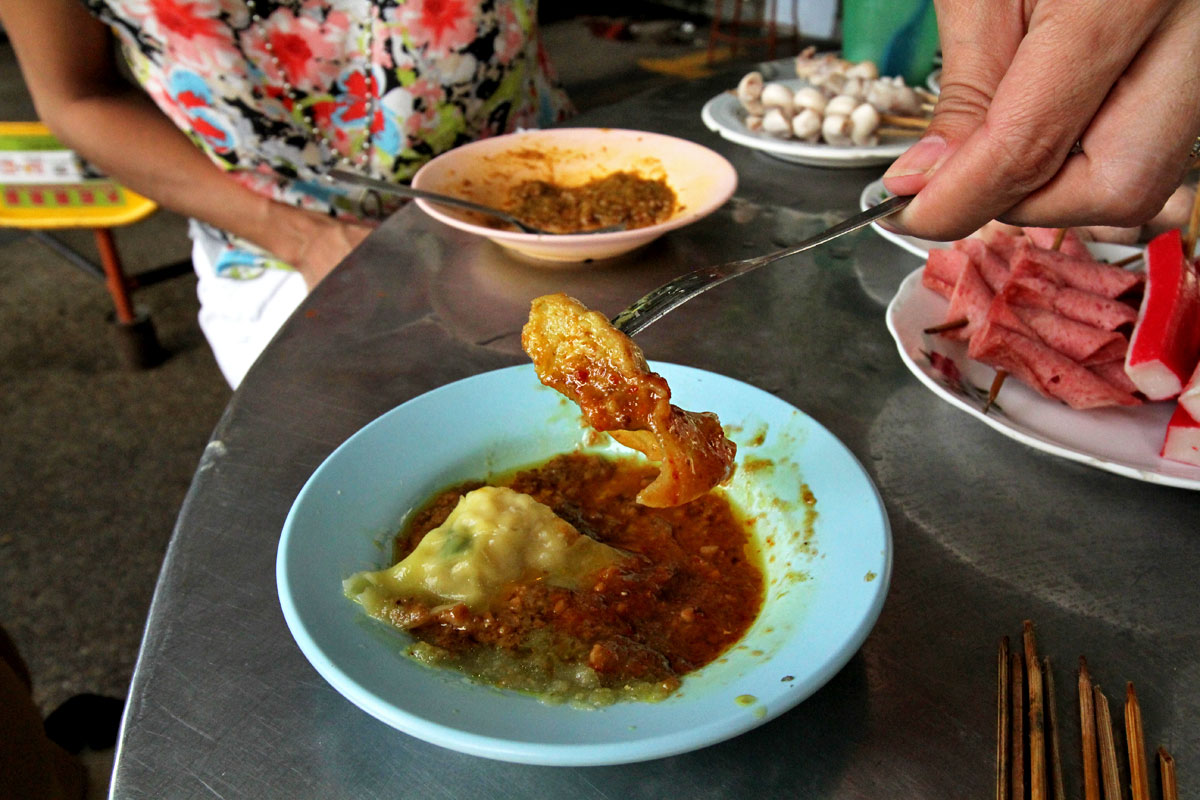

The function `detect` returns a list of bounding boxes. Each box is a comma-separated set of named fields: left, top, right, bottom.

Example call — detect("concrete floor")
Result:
left=0, top=11, right=781, bottom=796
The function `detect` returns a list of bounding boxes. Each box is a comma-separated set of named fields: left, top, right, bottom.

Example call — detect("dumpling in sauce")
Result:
left=521, top=293, right=736, bottom=507
left=344, top=486, right=626, bottom=615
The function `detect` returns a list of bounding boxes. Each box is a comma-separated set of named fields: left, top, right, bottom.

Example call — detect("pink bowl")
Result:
left=411, top=128, right=737, bottom=264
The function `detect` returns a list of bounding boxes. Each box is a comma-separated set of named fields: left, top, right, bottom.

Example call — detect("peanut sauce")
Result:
left=501, top=171, right=676, bottom=233
left=388, top=452, right=764, bottom=705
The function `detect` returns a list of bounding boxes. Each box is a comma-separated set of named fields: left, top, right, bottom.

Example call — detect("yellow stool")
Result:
left=0, top=122, right=189, bottom=367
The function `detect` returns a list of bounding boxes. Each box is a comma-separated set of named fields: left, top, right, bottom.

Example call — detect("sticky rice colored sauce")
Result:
left=384, top=452, right=763, bottom=707
left=499, top=172, right=676, bottom=233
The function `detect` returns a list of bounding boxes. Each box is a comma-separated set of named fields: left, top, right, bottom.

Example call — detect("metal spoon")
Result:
left=611, top=194, right=912, bottom=335
left=326, top=168, right=625, bottom=235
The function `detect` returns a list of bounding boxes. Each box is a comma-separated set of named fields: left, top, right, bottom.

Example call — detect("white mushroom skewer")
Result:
left=849, top=103, right=880, bottom=146
left=734, top=58, right=931, bottom=146
left=846, top=60, right=879, bottom=80
left=737, top=71, right=765, bottom=115
left=760, top=82, right=795, bottom=116
left=821, top=114, right=853, bottom=146
left=792, top=86, right=827, bottom=115
left=791, top=108, right=822, bottom=142
left=762, top=107, right=793, bottom=138
left=825, top=94, right=859, bottom=118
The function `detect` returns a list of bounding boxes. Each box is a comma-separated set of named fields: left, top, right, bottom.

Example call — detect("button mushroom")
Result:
left=791, top=108, right=822, bottom=142
left=737, top=71, right=764, bottom=113
left=846, top=60, right=879, bottom=80
left=792, top=86, right=827, bottom=115
left=841, top=76, right=868, bottom=101
left=824, top=94, right=859, bottom=118
left=849, top=103, right=880, bottom=146
left=762, top=107, right=793, bottom=138
left=760, top=82, right=795, bottom=116
left=821, top=113, right=853, bottom=146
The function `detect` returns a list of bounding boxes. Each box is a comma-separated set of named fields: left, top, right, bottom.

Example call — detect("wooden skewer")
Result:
left=1024, top=622, right=1047, bottom=800
left=997, top=637, right=1011, bottom=800
left=879, top=112, right=931, bottom=130
left=1043, top=657, right=1066, bottom=800
left=924, top=318, right=968, bottom=334
left=983, top=370, right=1007, bottom=414
left=915, top=87, right=939, bottom=104
left=1112, top=252, right=1144, bottom=268
left=1094, top=685, right=1122, bottom=800
left=1051, top=227, right=1068, bottom=251
left=1012, top=650, right=1026, bottom=800
left=1126, top=683, right=1151, bottom=800
left=877, top=126, right=925, bottom=140
left=1080, top=658, right=1102, bottom=800
left=1158, top=747, right=1178, bottom=800
left=1184, top=177, right=1200, bottom=259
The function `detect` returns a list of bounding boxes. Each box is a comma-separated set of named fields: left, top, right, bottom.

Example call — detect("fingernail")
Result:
left=883, top=135, right=948, bottom=179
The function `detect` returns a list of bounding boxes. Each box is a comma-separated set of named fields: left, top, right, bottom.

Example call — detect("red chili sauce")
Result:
left=388, top=452, right=764, bottom=704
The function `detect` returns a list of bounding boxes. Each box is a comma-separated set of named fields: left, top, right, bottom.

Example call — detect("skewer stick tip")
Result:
left=983, top=370, right=1008, bottom=414
left=1125, top=682, right=1150, bottom=800
left=1158, top=746, right=1178, bottom=800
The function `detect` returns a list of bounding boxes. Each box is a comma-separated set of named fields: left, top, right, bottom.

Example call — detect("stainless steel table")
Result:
left=110, top=72, right=1200, bottom=798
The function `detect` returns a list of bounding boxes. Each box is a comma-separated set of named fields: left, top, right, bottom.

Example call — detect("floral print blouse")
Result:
left=81, top=0, right=572, bottom=276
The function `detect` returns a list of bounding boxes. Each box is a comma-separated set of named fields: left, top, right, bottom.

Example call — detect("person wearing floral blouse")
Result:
left=0, top=0, right=572, bottom=387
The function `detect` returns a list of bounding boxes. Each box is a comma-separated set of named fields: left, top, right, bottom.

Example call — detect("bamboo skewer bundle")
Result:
left=995, top=623, right=1180, bottom=800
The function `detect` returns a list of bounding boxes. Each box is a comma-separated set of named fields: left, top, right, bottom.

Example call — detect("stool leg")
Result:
left=707, top=0, right=725, bottom=64
left=731, top=0, right=744, bottom=57
left=92, top=228, right=166, bottom=368
left=767, top=0, right=779, bottom=60
left=92, top=228, right=136, bottom=325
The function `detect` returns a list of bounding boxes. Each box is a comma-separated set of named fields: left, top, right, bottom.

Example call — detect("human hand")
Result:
left=881, top=0, right=1200, bottom=241
left=1078, top=182, right=1197, bottom=243
left=266, top=205, right=375, bottom=290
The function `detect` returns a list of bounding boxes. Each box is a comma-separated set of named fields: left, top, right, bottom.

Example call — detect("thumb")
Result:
left=880, top=2, right=1025, bottom=214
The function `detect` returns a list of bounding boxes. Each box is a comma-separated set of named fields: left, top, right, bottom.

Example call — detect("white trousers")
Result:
left=190, top=224, right=307, bottom=389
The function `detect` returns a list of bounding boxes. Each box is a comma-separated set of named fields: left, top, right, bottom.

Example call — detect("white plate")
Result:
left=701, top=79, right=915, bottom=168
left=859, top=177, right=948, bottom=258
left=886, top=270, right=1200, bottom=489
left=277, top=363, right=892, bottom=765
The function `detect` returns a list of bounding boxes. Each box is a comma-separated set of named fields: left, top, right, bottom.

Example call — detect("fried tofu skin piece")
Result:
left=521, top=293, right=736, bottom=507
